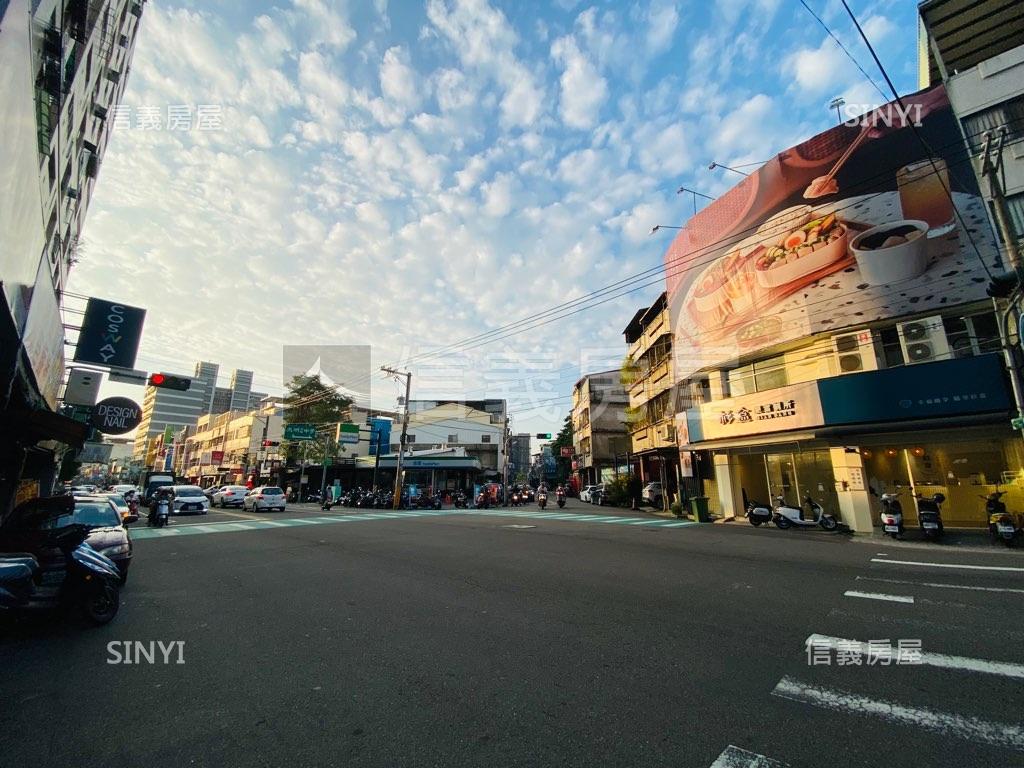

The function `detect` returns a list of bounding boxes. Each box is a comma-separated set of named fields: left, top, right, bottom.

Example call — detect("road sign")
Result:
left=337, top=423, right=360, bottom=444
left=285, top=423, right=317, bottom=441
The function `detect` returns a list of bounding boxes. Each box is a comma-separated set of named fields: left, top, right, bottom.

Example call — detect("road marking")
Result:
left=709, top=745, right=788, bottom=767
left=806, top=635, right=1024, bottom=679
left=876, top=553, right=889, bottom=556
left=871, top=558, right=1024, bottom=573
left=855, top=575, right=1024, bottom=595
left=772, top=676, right=1024, bottom=751
left=502, top=524, right=537, bottom=529
left=843, top=590, right=914, bottom=604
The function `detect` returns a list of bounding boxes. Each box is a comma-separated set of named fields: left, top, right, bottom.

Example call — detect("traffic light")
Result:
left=262, top=440, right=280, bottom=447
left=148, top=373, right=191, bottom=391
left=986, top=270, right=1020, bottom=299
left=536, top=433, right=552, bottom=439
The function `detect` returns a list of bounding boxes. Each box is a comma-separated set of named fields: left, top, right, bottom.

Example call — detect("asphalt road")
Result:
left=2, top=499, right=1022, bottom=768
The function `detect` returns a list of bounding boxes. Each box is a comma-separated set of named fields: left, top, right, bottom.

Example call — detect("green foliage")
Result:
left=283, top=375, right=352, bottom=463
left=550, top=415, right=573, bottom=483
left=620, top=354, right=641, bottom=387
left=605, top=475, right=631, bottom=506
left=670, top=501, right=684, bottom=518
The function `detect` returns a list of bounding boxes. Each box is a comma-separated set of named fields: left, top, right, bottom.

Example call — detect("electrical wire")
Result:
left=797, top=0, right=888, bottom=102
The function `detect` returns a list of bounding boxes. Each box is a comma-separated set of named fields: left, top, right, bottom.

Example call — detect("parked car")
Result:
left=212, top=485, right=249, bottom=508
left=589, top=484, right=607, bottom=506
left=171, top=485, right=210, bottom=515
left=579, top=485, right=597, bottom=503
left=4, top=496, right=134, bottom=583
left=99, top=492, right=137, bottom=524
left=243, top=486, right=287, bottom=513
left=642, top=482, right=664, bottom=508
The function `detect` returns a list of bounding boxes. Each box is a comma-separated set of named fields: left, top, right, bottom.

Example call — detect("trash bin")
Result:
left=690, top=495, right=711, bottom=522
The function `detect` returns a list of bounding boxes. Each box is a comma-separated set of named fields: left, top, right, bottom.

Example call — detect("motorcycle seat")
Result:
left=0, top=554, right=39, bottom=574
left=0, top=558, right=38, bottom=586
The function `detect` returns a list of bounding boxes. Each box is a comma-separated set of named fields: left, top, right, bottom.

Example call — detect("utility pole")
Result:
left=502, top=418, right=511, bottom=505
left=980, top=130, right=1024, bottom=437
left=381, top=367, right=412, bottom=509
left=371, top=429, right=383, bottom=491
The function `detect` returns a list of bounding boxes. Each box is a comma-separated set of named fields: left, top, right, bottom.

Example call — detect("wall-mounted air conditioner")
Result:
left=897, top=316, right=951, bottom=364
left=832, top=329, right=879, bottom=374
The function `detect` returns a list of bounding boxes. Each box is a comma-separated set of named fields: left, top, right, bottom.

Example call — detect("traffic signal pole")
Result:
left=382, top=367, right=412, bottom=509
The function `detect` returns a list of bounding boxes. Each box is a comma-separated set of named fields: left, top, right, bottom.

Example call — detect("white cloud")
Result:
left=783, top=39, right=849, bottom=95
left=380, top=46, right=423, bottom=112
left=481, top=172, right=516, bottom=217
left=645, top=0, right=680, bottom=55
left=551, top=35, right=607, bottom=130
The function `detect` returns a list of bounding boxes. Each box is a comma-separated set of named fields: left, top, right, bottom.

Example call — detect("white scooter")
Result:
left=880, top=491, right=904, bottom=539
left=772, top=494, right=838, bottom=531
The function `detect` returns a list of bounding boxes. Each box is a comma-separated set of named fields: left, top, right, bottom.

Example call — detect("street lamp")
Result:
left=707, top=161, right=750, bottom=177
left=829, top=96, right=845, bottom=124
left=650, top=224, right=683, bottom=235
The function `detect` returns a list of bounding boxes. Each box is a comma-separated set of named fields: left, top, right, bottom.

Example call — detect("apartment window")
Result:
left=727, top=355, right=788, bottom=396
left=447, top=434, right=458, bottom=443
left=481, top=434, right=491, bottom=443
left=405, top=434, right=415, bottom=444
left=961, top=95, right=1024, bottom=154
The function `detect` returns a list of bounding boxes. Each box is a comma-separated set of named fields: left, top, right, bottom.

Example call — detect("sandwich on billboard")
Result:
left=664, top=84, right=1000, bottom=385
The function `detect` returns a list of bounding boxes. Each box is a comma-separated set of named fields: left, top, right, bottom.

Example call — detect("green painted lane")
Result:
left=129, top=508, right=698, bottom=541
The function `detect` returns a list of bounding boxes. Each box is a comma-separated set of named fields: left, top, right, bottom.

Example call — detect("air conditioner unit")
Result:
left=85, top=153, right=99, bottom=178
left=92, top=105, right=108, bottom=120
left=43, top=28, right=62, bottom=59
left=832, top=329, right=879, bottom=374
left=657, top=423, right=676, bottom=442
left=897, top=316, right=950, bottom=365
left=66, top=187, right=80, bottom=200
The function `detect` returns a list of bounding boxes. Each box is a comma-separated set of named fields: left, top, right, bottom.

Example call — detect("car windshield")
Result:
left=262, top=487, right=283, bottom=495
left=104, top=494, right=127, bottom=506
left=175, top=487, right=205, bottom=497
left=74, top=503, right=121, bottom=528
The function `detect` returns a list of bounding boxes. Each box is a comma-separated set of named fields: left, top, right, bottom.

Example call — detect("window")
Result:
left=961, top=95, right=1024, bottom=154
left=728, top=365, right=755, bottom=397
left=405, top=434, right=415, bottom=444
left=481, top=434, right=491, bottom=443
left=447, top=434, right=458, bottom=443
left=727, top=355, right=787, bottom=396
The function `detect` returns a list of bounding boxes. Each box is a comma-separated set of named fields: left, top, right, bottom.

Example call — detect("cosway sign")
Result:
left=284, top=423, right=317, bottom=441
left=89, top=397, right=142, bottom=435
left=73, top=298, right=146, bottom=369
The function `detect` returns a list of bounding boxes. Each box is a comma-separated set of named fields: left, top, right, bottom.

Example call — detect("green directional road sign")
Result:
left=284, top=423, right=317, bottom=441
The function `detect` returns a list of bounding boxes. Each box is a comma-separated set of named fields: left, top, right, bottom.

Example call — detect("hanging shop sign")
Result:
left=89, top=397, right=142, bottom=435
left=73, top=298, right=146, bottom=369
left=696, top=381, right=823, bottom=442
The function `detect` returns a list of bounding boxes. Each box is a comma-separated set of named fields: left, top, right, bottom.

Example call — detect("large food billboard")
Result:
left=665, top=84, right=1000, bottom=385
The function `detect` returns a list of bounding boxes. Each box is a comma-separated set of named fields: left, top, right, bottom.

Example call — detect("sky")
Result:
left=68, top=0, right=920, bottom=436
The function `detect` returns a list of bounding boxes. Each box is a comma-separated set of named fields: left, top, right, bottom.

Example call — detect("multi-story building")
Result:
left=570, top=371, right=630, bottom=486
left=0, top=0, right=145, bottom=509
left=664, top=78, right=1015, bottom=532
left=509, top=433, right=531, bottom=483
left=400, top=401, right=507, bottom=477
left=622, top=293, right=680, bottom=498
left=918, top=0, right=1024, bottom=247
left=228, top=369, right=253, bottom=412
left=179, top=406, right=283, bottom=486
left=133, top=373, right=210, bottom=465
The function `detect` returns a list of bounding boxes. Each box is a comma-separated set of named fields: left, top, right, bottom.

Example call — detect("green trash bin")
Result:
left=690, top=495, right=711, bottom=523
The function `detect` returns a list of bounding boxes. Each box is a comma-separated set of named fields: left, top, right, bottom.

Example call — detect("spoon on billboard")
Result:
left=803, top=125, right=871, bottom=199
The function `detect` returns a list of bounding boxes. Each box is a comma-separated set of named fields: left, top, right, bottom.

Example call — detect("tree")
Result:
left=550, top=414, right=573, bottom=483
left=283, top=375, right=352, bottom=463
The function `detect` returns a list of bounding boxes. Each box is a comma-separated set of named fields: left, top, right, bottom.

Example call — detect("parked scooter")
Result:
left=454, top=491, right=468, bottom=509
left=880, top=491, right=904, bottom=539
left=915, top=492, right=945, bottom=540
left=0, top=524, right=121, bottom=625
left=745, top=499, right=773, bottom=526
left=772, top=495, right=838, bottom=531
left=983, top=491, right=1020, bottom=547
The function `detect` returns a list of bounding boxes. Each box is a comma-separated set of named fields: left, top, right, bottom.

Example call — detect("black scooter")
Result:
left=556, top=491, right=566, bottom=509
left=454, top=492, right=468, bottom=509
left=0, top=524, right=121, bottom=625
left=915, top=492, right=945, bottom=541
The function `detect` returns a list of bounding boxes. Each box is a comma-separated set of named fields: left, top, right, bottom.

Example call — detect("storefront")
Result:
left=682, top=354, right=1019, bottom=531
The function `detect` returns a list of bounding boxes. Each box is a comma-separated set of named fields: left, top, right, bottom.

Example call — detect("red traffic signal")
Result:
left=262, top=440, right=280, bottom=447
left=148, top=373, right=191, bottom=391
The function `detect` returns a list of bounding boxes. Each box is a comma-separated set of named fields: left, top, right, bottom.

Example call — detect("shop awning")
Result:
left=0, top=406, right=89, bottom=448
left=356, top=454, right=482, bottom=470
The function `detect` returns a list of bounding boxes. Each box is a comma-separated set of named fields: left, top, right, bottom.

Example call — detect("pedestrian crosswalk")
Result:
left=129, top=508, right=697, bottom=540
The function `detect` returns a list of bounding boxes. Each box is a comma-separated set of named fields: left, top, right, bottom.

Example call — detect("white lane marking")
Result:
left=806, top=635, right=1024, bottom=679
left=709, top=744, right=788, bottom=767
left=855, top=575, right=1024, bottom=595
left=843, top=590, right=914, bottom=604
left=772, top=676, right=1024, bottom=751
left=871, top=558, right=1024, bottom=573
left=260, top=520, right=291, bottom=527
left=875, top=553, right=889, bottom=557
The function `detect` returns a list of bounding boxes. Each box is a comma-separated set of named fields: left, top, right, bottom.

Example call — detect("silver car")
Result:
left=243, top=486, right=287, bottom=513
left=171, top=485, right=210, bottom=515
left=212, top=485, right=249, bottom=508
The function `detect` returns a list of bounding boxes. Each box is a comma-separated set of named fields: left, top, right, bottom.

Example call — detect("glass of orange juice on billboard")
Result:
left=897, top=158, right=955, bottom=235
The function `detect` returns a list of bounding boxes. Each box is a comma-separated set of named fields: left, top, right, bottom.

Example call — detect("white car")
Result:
left=579, top=485, right=597, bottom=503
left=171, top=485, right=210, bottom=515
left=642, top=482, right=664, bottom=507
left=243, top=486, right=287, bottom=512
left=212, top=485, right=249, bottom=508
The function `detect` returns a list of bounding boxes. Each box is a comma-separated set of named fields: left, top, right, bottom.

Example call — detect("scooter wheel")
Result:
left=750, top=519, right=762, bottom=527
left=821, top=517, right=838, bottom=532
left=82, top=584, right=120, bottom=625
left=775, top=517, right=791, bottom=529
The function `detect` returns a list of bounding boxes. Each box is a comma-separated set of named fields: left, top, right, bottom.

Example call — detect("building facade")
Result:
left=133, top=374, right=210, bottom=464
left=400, top=401, right=507, bottom=478
left=571, top=371, right=630, bottom=486
left=622, top=293, right=681, bottom=502
left=179, top=406, right=283, bottom=486
left=509, top=433, right=531, bottom=483
left=0, top=0, right=145, bottom=509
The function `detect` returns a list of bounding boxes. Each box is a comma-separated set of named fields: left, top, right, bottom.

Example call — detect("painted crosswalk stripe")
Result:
left=709, top=745, right=788, bottom=767
left=771, top=675, right=1024, bottom=751
left=871, top=558, right=1024, bottom=573
left=843, top=590, right=914, bottom=604
left=855, top=575, right=1024, bottom=595
left=805, top=634, right=1024, bottom=679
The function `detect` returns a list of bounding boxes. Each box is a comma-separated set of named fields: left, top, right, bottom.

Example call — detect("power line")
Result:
left=797, top=0, right=888, bottom=102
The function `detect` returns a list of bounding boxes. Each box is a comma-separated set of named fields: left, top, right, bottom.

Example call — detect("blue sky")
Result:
left=70, top=0, right=920, bottom=434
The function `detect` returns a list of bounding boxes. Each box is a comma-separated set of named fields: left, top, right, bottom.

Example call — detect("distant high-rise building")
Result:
left=194, top=361, right=219, bottom=412
left=133, top=374, right=211, bottom=465
left=229, top=369, right=253, bottom=412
